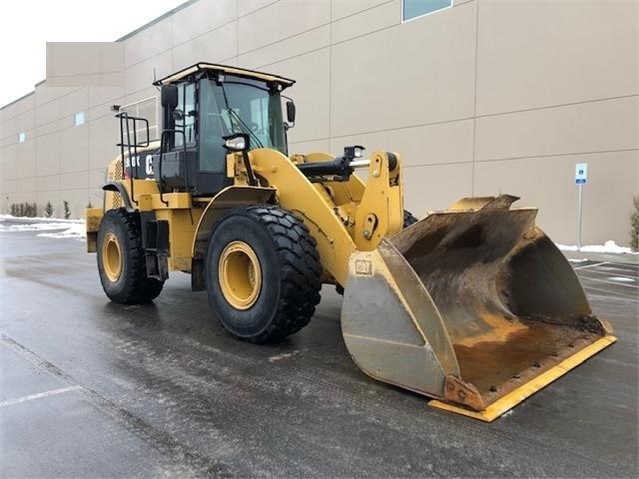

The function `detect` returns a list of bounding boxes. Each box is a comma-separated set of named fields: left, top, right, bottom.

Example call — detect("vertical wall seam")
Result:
left=328, top=0, right=333, bottom=151
left=236, top=0, right=239, bottom=64
left=471, top=0, right=480, bottom=196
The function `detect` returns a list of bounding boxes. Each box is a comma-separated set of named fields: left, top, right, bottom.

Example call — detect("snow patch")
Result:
left=568, top=258, right=588, bottom=263
left=37, top=223, right=86, bottom=239
left=1, top=222, right=80, bottom=232
left=0, top=216, right=86, bottom=239
left=0, top=214, right=81, bottom=223
left=556, top=240, right=638, bottom=255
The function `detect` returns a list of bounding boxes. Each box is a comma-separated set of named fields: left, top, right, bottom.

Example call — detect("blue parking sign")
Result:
left=575, top=163, right=588, bottom=185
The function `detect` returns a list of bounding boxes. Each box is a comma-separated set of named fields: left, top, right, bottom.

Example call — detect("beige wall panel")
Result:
left=47, top=72, right=125, bottom=88
left=88, top=116, right=121, bottom=170
left=35, top=118, right=70, bottom=139
left=63, top=190, right=91, bottom=219
left=332, top=0, right=400, bottom=44
left=5, top=94, right=35, bottom=118
left=238, top=25, right=330, bottom=69
left=1, top=145, right=17, bottom=180
left=173, top=0, right=237, bottom=45
left=9, top=192, right=33, bottom=208
left=59, top=126, right=90, bottom=170
left=89, top=168, right=108, bottom=196
left=13, top=111, right=35, bottom=136
left=88, top=87, right=125, bottom=107
left=0, top=104, right=16, bottom=125
left=36, top=176, right=60, bottom=193
left=475, top=96, right=638, bottom=162
left=36, top=190, right=61, bottom=215
left=15, top=140, right=36, bottom=179
left=34, top=84, right=80, bottom=107
left=330, top=119, right=474, bottom=167
left=238, top=0, right=278, bottom=18
left=237, top=0, right=331, bottom=54
left=125, top=18, right=173, bottom=68
left=289, top=139, right=331, bottom=155
left=454, top=0, right=474, bottom=6
left=331, top=1, right=476, bottom=137
left=331, top=0, right=391, bottom=20
left=476, top=0, right=638, bottom=116
left=59, top=171, right=89, bottom=191
left=86, top=103, right=118, bottom=125
left=267, top=49, right=331, bottom=143
left=125, top=52, right=173, bottom=97
left=403, top=162, right=474, bottom=216
left=2, top=178, right=17, bottom=195
left=124, top=87, right=159, bottom=107
left=172, top=22, right=237, bottom=71
left=35, top=135, right=61, bottom=176
left=46, top=42, right=124, bottom=87
left=35, top=100, right=61, bottom=128
left=17, top=177, right=36, bottom=194
left=0, top=119, right=16, bottom=141
left=474, top=151, right=639, bottom=246
left=58, top=88, right=89, bottom=118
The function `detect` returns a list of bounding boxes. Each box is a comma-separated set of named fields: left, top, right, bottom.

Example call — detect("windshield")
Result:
left=208, top=78, right=287, bottom=154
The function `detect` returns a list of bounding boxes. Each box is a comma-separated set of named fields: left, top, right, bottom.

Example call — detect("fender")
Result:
left=191, top=185, right=276, bottom=291
left=102, top=181, right=135, bottom=213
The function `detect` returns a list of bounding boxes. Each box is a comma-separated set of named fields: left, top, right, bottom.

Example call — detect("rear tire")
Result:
left=205, top=205, right=322, bottom=343
left=97, top=208, right=164, bottom=304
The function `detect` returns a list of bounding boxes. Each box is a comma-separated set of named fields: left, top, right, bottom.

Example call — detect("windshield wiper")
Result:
left=219, top=83, right=264, bottom=149
left=228, top=109, right=264, bottom=149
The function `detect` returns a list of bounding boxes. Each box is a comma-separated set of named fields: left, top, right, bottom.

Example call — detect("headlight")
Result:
left=223, top=133, right=249, bottom=152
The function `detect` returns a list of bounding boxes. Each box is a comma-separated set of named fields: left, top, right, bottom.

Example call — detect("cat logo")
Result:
left=355, top=259, right=373, bottom=276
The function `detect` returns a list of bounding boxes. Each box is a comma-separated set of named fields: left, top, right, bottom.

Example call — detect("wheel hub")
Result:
left=103, top=232, right=123, bottom=282
left=218, top=241, right=262, bottom=310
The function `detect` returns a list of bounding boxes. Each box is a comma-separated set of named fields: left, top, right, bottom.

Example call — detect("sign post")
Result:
left=575, top=163, right=588, bottom=250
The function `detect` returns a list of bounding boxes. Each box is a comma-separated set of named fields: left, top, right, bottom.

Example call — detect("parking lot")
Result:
left=1, top=219, right=637, bottom=478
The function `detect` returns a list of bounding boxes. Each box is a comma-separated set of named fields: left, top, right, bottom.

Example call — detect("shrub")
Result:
left=9, top=202, right=37, bottom=217
left=63, top=200, right=71, bottom=219
left=44, top=201, right=54, bottom=218
left=630, top=195, right=639, bottom=252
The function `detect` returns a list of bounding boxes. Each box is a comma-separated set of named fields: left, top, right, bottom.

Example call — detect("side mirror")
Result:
left=161, top=84, right=178, bottom=109
left=286, top=100, right=296, bottom=124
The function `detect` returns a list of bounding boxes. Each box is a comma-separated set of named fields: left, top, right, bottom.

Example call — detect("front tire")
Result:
left=97, top=209, right=164, bottom=304
left=205, top=205, right=322, bottom=343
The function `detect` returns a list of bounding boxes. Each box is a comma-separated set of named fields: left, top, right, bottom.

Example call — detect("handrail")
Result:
left=115, top=112, right=150, bottom=207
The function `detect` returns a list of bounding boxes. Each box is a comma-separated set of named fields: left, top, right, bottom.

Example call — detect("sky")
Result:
left=0, top=0, right=187, bottom=108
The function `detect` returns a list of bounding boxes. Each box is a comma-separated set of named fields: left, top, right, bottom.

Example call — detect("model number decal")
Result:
left=125, top=155, right=154, bottom=177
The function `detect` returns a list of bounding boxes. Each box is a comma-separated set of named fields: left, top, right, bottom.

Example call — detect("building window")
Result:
left=74, top=112, right=85, bottom=126
left=403, top=0, right=451, bottom=21
left=18, top=132, right=26, bottom=143
left=119, top=97, right=158, bottom=143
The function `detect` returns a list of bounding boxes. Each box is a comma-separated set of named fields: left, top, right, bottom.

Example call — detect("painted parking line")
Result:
left=578, top=275, right=638, bottom=289
left=0, top=386, right=82, bottom=407
left=573, top=261, right=607, bottom=270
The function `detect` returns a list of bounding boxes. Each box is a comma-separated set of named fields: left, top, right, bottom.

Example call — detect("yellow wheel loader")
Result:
left=86, top=63, right=615, bottom=421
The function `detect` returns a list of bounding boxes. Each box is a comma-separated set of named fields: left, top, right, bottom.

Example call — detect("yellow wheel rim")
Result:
left=103, top=232, right=123, bottom=282
left=218, top=241, right=262, bottom=310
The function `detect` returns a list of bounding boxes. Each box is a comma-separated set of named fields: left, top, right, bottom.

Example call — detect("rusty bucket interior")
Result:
left=342, top=195, right=614, bottom=419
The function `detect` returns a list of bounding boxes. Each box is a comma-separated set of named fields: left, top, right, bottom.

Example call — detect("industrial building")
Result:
left=0, top=0, right=636, bottom=245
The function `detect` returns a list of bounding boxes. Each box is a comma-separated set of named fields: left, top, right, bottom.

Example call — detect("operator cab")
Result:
left=122, top=63, right=296, bottom=197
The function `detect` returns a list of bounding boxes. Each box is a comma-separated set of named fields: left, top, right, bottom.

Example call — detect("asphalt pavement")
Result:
left=1, top=219, right=637, bottom=478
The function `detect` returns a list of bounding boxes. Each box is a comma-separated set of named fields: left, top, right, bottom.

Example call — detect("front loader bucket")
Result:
left=341, top=195, right=616, bottom=421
